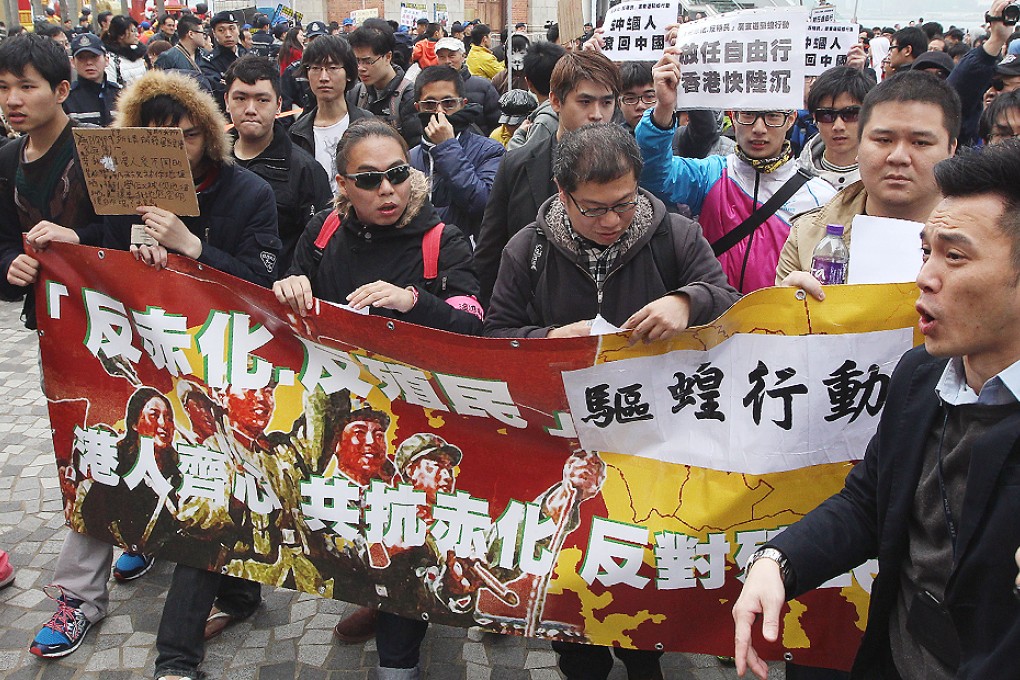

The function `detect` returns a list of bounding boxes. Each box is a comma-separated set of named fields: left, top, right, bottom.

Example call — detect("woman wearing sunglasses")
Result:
left=275, top=118, right=483, bottom=334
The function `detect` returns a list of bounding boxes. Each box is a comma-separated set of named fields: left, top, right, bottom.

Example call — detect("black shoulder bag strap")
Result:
left=710, top=169, right=811, bottom=257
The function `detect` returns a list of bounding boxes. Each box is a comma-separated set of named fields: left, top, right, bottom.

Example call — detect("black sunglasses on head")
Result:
left=343, top=164, right=412, bottom=190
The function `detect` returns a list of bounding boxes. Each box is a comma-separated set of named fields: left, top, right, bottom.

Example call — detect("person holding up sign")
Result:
left=635, top=49, right=836, bottom=294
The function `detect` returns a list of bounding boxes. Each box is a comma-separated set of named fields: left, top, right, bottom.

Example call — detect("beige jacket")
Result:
left=775, top=180, right=868, bottom=283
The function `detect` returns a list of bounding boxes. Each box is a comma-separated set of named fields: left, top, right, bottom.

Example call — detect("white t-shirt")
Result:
left=313, top=115, right=350, bottom=194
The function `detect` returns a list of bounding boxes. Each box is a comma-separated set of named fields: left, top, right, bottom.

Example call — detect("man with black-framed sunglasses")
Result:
left=798, top=66, right=876, bottom=191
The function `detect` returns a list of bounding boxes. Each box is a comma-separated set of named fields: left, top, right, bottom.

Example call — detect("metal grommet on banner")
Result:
left=783, top=651, right=794, bottom=662
left=317, top=586, right=326, bottom=595
left=654, top=642, right=664, bottom=650
left=220, top=566, right=229, bottom=574
left=97, top=250, right=105, bottom=259
left=795, top=289, right=806, bottom=301
left=37, top=330, right=44, bottom=337
left=510, top=340, right=520, bottom=348
left=421, top=612, right=430, bottom=621
left=387, top=321, right=395, bottom=330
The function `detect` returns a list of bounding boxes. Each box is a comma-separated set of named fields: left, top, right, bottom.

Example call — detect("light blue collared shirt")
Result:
left=934, top=356, right=1020, bottom=406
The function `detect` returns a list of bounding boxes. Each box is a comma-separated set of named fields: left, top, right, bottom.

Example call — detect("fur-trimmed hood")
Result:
left=113, top=69, right=232, bottom=165
left=332, top=166, right=430, bottom=229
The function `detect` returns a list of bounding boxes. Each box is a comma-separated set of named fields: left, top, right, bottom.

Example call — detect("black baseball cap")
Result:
left=209, top=10, right=241, bottom=28
left=70, top=32, right=105, bottom=57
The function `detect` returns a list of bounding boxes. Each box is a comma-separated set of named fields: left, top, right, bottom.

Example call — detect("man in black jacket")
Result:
left=64, top=32, right=121, bottom=126
left=200, top=10, right=248, bottom=110
left=474, top=50, right=620, bottom=306
left=288, top=35, right=372, bottom=193
left=733, top=141, right=1020, bottom=680
left=484, top=122, right=738, bottom=678
left=226, top=55, right=332, bottom=272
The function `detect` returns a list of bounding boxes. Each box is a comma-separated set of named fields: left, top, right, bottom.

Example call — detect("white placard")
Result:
left=847, top=215, right=925, bottom=284
left=672, top=7, right=809, bottom=110
left=601, top=0, right=679, bottom=62
left=561, top=328, right=912, bottom=474
left=805, top=22, right=858, bottom=76
left=810, top=5, right=835, bottom=23
left=400, top=2, right=428, bottom=29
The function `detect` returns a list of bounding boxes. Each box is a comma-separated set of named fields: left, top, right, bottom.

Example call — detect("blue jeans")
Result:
left=153, top=564, right=261, bottom=678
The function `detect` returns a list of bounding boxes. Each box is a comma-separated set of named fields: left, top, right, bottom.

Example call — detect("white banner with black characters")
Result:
left=671, top=7, right=809, bottom=110
left=601, top=0, right=679, bottom=62
left=561, top=328, right=912, bottom=474
left=400, top=2, right=428, bottom=29
left=805, top=22, right=859, bottom=76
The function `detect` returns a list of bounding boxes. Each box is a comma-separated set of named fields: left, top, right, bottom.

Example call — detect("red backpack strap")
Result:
left=313, top=211, right=342, bottom=250
left=422, top=222, right=444, bottom=280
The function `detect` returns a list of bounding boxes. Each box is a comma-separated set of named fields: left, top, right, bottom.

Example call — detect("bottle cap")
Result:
left=826, top=224, right=844, bottom=236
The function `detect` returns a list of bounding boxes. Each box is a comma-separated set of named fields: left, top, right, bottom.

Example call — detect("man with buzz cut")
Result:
left=226, top=54, right=332, bottom=273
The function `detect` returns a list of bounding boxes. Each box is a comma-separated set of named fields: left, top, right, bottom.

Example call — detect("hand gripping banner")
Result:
left=34, top=243, right=921, bottom=669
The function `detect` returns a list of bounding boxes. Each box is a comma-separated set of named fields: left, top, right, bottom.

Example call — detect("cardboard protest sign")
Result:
left=35, top=242, right=923, bottom=669
left=805, top=21, right=858, bottom=76
left=557, top=0, right=586, bottom=45
left=601, top=0, right=678, bottom=61
left=73, top=128, right=200, bottom=217
left=672, top=7, right=809, bottom=110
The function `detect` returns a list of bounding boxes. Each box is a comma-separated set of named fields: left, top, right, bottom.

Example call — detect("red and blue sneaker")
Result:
left=30, top=585, right=92, bottom=658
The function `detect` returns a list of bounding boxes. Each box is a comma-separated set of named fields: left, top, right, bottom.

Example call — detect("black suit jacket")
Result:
left=770, top=346, right=1020, bottom=679
left=473, top=138, right=556, bottom=308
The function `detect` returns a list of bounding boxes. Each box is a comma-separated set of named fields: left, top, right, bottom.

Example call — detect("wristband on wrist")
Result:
left=406, top=285, right=419, bottom=310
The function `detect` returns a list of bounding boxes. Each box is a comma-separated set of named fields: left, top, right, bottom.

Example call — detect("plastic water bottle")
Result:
left=810, top=224, right=849, bottom=285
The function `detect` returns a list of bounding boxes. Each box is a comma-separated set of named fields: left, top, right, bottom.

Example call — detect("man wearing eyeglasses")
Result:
left=153, top=14, right=211, bottom=87
left=979, top=88, right=1020, bottom=144
left=799, top=66, right=876, bottom=191
left=288, top=35, right=372, bottom=192
left=346, top=20, right=416, bottom=144
left=485, top=122, right=737, bottom=679
left=408, top=66, right=505, bottom=243
left=636, top=51, right=835, bottom=294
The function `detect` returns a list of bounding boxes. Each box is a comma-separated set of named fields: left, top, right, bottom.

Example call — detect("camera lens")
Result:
left=1004, top=3, right=1020, bottom=25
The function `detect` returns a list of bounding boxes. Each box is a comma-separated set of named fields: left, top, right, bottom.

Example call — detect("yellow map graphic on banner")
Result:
left=34, top=242, right=920, bottom=669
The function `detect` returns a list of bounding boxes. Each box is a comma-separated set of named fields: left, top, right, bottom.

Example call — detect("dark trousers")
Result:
left=376, top=611, right=429, bottom=669
left=786, top=663, right=851, bottom=680
left=154, top=564, right=262, bottom=677
left=552, top=641, right=663, bottom=680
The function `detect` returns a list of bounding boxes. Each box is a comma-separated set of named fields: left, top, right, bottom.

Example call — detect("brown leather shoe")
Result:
left=332, top=606, right=377, bottom=644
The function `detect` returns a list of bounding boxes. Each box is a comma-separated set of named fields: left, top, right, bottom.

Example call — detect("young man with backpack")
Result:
left=483, top=122, right=738, bottom=678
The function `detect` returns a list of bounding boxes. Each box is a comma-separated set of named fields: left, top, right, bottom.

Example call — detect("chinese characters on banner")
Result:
left=671, top=7, right=809, bottom=110
left=809, top=5, right=836, bottom=23
left=805, top=22, right=859, bottom=76
left=399, top=2, right=428, bottom=29
left=601, top=0, right=678, bottom=62
left=35, top=243, right=922, bottom=669
left=561, top=329, right=911, bottom=474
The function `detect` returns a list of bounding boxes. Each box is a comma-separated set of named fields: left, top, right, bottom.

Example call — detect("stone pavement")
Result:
left=0, top=299, right=785, bottom=680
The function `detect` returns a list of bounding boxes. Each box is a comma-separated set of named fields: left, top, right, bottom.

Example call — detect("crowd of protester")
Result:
left=2, top=1, right=1020, bottom=678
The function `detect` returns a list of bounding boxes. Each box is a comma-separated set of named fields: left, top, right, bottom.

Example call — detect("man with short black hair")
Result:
left=156, top=13, right=178, bottom=45
left=735, top=138, right=1020, bottom=680
left=226, top=54, right=332, bottom=271
left=64, top=32, right=121, bottom=126
left=889, top=26, right=930, bottom=71
left=636, top=50, right=835, bottom=294
left=289, top=34, right=371, bottom=191
left=979, top=88, right=1020, bottom=143
left=96, top=10, right=112, bottom=35
left=778, top=70, right=960, bottom=295
left=280, top=19, right=329, bottom=113
left=465, top=23, right=503, bottom=79
left=799, top=65, right=876, bottom=191
left=486, top=123, right=738, bottom=679
left=346, top=20, right=415, bottom=142
left=248, top=15, right=276, bottom=59
left=409, top=65, right=505, bottom=242
left=153, top=14, right=207, bottom=77
left=475, top=50, right=622, bottom=304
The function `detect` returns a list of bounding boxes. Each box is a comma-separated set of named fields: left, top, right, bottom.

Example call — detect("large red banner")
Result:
left=33, top=242, right=920, bottom=669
